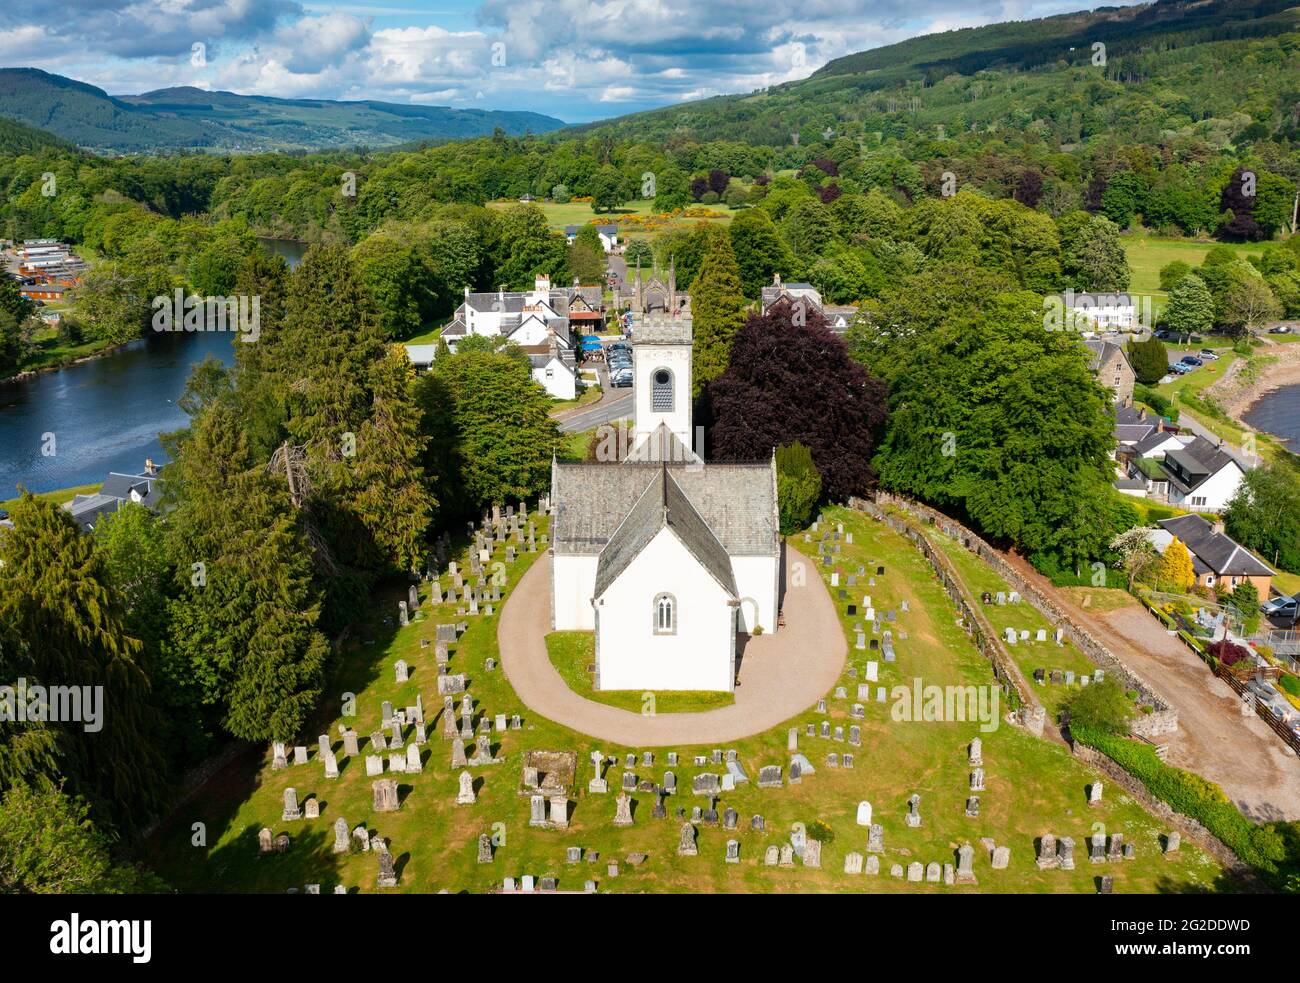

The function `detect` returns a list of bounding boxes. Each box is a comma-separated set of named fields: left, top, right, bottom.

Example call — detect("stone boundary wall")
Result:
left=1069, top=740, right=1254, bottom=882
left=847, top=496, right=1046, bottom=737
left=865, top=493, right=1179, bottom=738
left=142, top=739, right=256, bottom=840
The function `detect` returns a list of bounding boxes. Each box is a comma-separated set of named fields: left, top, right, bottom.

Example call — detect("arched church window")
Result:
left=651, top=368, right=673, bottom=412
left=654, top=593, right=676, bottom=634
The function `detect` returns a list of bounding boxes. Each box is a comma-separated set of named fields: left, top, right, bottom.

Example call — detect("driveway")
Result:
left=1093, top=606, right=1300, bottom=821
left=497, top=545, right=846, bottom=746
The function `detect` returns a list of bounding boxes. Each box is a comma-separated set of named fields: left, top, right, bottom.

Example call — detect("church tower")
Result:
left=631, top=312, right=693, bottom=459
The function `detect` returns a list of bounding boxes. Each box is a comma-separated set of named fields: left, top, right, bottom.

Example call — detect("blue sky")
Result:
left=0, top=0, right=1141, bottom=123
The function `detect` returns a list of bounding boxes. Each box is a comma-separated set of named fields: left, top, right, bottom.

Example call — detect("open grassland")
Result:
left=149, top=506, right=1227, bottom=894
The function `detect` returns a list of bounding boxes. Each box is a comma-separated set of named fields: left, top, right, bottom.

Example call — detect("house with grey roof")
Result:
left=564, top=224, right=620, bottom=252
left=1154, top=514, right=1274, bottom=596
left=550, top=312, right=779, bottom=693
left=63, top=462, right=162, bottom=532
left=760, top=274, right=858, bottom=333
left=1083, top=339, right=1135, bottom=405
left=440, top=274, right=573, bottom=352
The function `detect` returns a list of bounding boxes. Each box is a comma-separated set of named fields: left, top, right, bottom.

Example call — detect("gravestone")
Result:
left=725, top=840, right=740, bottom=864
left=477, top=834, right=493, bottom=864
left=395, top=660, right=408, bottom=683
left=282, top=787, right=302, bottom=821
left=678, top=823, right=697, bottom=856
left=969, top=737, right=983, bottom=766
left=613, top=791, right=634, bottom=827
left=365, top=755, right=383, bottom=776
left=970, top=768, right=985, bottom=792
left=1037, top=833, right=1058, bottom=870
left=372, top=779, right=400, bottom=813
left=293, top=746, right=308, bottom=766
left=258, top=827, right=274, bottom=854
left=1164, top=831, right=1180, bottom=855
left=343, top=730, right=359, bottom=756
left=956, top=843, right=976, bottom=883
left=856, top=801, right=873, bottom=826
left=991, top=845, right=1010, bottom=869
left=406, top=744, right=422, bottom=773
left=926, top=862, right=941, bottom=883
left=1059, top=836, right=1076, bottom=870
left=1089, top=780, right=1103, bottom=806
left=844, top=852, right=864, bottom=875
left=764, top=846, right=779, bottom=866
left=803, top=840, right=822, bottom=869
left=906, top=793, right=922, bottom=827
left=906, top=862, right=923, bottom=882
left=332, top=818, right=349, bottom=853
left=867, top=824, right=884, bottom=854
left=456, top=770, right=476, bottom=805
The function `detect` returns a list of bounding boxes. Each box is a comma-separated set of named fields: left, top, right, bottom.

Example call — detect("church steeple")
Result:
left=634, top=258, right=643, bottom=315
left=668, top=255, right=676, bottom=311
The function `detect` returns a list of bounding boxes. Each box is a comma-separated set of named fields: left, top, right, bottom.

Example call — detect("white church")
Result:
left=549, top=313, right=781, bottom=693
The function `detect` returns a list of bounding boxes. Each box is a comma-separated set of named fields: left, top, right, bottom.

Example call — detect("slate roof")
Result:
left=99, top=471, right=161, bottom=508
left=1083, top=339, right=1131, bottom=373
left=1158, top=514, right=1274, bottom=578
left=1115, top=423, right=1156, bottom=444
left=594, top=466, right=738, bottom=599
left=1160, top=436, right=1242, bottom=493
left=551, top=459, right=777, bottom=558
left=1129, top=430, right=1184, bottom=457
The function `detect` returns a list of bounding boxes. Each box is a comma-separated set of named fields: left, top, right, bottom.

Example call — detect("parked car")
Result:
left=1171, top=362, right=1195, bottom=374
left=1269, top=325, right=1293, bottom=334
left=1198, top=349, right=1220, bottom=360
left=1262, top=595, right=1299, bottom=620
left=1180, top=355, right=1203, bottom=366
left=610, top=371, right=633, bottom=388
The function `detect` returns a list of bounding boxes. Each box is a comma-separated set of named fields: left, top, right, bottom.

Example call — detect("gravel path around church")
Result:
left=498, top=546, right=846, bottom=746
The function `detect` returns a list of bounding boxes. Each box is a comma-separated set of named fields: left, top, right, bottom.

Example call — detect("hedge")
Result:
left=1070, top=723, right=1286, bottom=881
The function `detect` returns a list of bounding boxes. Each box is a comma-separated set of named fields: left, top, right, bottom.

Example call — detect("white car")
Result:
left=1198, top=349, right=1220, bottom=360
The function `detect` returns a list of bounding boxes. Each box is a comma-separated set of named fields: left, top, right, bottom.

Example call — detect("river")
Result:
left=0, top=238, right=307, bottom=497
left=1244, top=384, right=1300, bottom=450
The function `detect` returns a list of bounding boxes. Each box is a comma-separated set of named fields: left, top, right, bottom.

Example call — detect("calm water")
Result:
left=0, top=239, right=307, bottom=496
left=1245, top=384, right=1300, bottom=449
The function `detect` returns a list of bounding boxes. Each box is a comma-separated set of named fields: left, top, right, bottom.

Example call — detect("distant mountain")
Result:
left=0, top=113, right=74, bottom=155
left=572, top=0, right=1300, bottom=144
left=0, top=68, right=566, bottom=152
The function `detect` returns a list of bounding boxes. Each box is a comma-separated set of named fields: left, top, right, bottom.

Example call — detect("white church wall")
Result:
left=597, top=529, right=734, bottom=692
left=553, top=554, right=598, bottom=630
left=731, top=554, right=778, bottom=633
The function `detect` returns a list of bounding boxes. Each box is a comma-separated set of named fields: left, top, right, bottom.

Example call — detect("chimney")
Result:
left=1157, top=417, right=1164, bottom=433
left=1212, top=519, right=1225, bottom=535
left=464, top=285, right=470, bottom=299
left=144, top=458, right=157, bottom=477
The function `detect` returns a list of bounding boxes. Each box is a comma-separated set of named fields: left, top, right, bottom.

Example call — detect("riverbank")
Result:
left=1206, top=343, right=1300, bottom=440
left=2, top=334, right=132, bottom=386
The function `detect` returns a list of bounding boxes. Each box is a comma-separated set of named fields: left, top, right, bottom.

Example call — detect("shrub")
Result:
left=1279, top=674, right=1300, bottom=697
left=807, top=819, right=835, bottom=844
left=1208, top=638, right=1251, bottom=666
left=1064, top=677, right=1135, bottom=735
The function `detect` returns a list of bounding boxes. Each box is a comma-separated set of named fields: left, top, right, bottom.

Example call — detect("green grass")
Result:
left=921, top=526, right=1098, bottom=718
left=1123, top=234, right=1273, bottom=303
left=486, top=198, right=739, bottom=238
left=12, top=324, right=120, bottom=376
left=145, top=506, right=1228, bottom=894
left=545, top=630, right=734, bottom=714
left=405, top=325, right=442, bottom=345
left=1, top=483, right=100, bottom=513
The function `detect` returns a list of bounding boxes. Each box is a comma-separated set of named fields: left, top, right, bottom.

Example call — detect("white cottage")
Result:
left=549, top=313, right=780, bottom=692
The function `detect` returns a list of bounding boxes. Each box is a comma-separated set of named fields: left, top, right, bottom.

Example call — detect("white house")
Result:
left=760, top=274, right=857, bottom=333
left=441, top=275, right=572, bottom=351
left=565, top=224, right=619, bottom=253
left=528, top=347, right=577, bottom=400
left=1157, top=436, right=1246, bottom=512
left=549, top=313, right=780, bottom=693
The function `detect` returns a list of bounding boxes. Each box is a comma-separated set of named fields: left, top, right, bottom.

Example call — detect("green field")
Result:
left=1123, top=234, right=1274, bottom=303
left=146, top=505, right=1229, bottom=894
left=487, top=198, right=740, bottom=239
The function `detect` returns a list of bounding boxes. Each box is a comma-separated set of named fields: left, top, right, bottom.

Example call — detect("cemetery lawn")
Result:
left=149, top=506, right=1231, bottom=894
left=921, top=526, right=1098, bottom=719
left=545, top=630, right=735, bottom=714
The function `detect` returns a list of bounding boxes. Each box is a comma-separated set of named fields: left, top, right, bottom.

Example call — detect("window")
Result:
left=651, top=367, right=674, bottom=412
left=653, top=593, right=676, bottom=634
